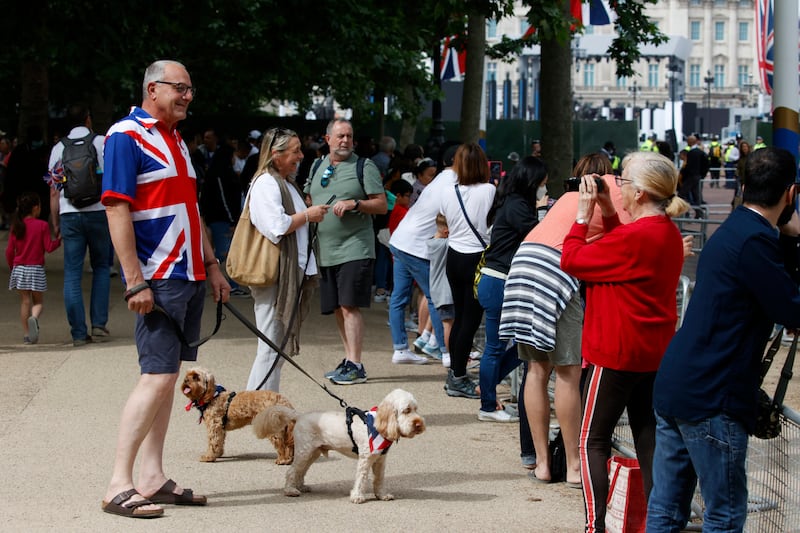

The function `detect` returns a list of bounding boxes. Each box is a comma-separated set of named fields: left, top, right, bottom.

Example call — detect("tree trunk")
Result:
left=539, top=2, right=574, bottom=197
left=459, top=12, right=486, bottom=144
left=17, top=62, right=49, bottom=145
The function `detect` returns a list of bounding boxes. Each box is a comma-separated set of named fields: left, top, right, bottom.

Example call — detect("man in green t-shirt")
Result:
left=304, top=118, right=387, bottom=385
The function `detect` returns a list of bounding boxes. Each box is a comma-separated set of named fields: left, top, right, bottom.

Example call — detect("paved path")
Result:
left=0, top=233, right=584, bottom=532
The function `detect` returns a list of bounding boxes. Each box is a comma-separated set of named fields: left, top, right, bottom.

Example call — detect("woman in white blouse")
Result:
left=245, top=128, right=329, bottom=391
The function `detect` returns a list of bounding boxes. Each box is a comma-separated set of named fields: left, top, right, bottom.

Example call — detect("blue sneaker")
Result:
left=324, top=359, right=347, bottom=379
left=413, top=336, right=428, bottom=353
left=422, top=343, right=442, bottom=358
left=330, top=361, right=367, bottom=385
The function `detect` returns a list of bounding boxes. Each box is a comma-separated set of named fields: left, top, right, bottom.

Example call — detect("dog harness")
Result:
left=185, top=384, right=226, bottom=424
left=345, top=406, right=392, bottom=455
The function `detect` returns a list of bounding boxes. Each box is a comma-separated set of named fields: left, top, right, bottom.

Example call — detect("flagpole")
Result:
left=772, top=0, right=799, bottom=172
left=479, top=49, right=487, bottom=151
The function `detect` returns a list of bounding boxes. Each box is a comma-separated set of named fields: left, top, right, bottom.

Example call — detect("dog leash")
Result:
left=152, top=299, right=225, bottom=348
left=223, top=301, right=351, bottom=409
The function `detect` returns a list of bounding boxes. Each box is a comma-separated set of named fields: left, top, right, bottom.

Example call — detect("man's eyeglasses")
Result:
left=320, top=165, right=335, bottom=188
left=615, top=176, right=633, bottom=187
left=155, top=80, right=196, bottom=97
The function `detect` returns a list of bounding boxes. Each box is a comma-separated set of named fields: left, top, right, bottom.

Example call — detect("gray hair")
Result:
left=142, top=60, right=187, bottom=97
left=326, top=118, right=352, bottom=136
left=379, top=136, right=396, bottom=153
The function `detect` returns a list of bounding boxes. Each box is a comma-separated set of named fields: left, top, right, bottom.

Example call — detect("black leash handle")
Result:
left=223, top=301, right=349, bottom=408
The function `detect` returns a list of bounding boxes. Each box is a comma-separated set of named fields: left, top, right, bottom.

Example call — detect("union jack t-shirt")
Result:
left=102, top=107, right=206, bottom=281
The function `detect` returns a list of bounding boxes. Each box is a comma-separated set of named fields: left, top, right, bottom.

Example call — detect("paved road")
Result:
left=0, top=232, right=584, bottom=532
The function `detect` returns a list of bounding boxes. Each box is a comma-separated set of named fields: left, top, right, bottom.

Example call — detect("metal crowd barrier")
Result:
left=612, top=406, right=800, bottom=532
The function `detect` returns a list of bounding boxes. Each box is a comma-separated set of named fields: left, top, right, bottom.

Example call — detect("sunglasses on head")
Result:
left=265, top=127, right=289, bottom=155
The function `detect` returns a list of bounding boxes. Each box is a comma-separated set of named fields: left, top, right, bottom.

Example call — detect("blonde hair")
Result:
left=255, top=127, right=298, bottom=177
left=620, top=152, right=690, bottom=218
left=435, top=213, right=448, bottom=231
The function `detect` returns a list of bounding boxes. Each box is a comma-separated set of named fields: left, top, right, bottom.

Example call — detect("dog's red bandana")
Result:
left=366, top=407, right=392, bottom=455
left=185, top=384, right=225, bottom=424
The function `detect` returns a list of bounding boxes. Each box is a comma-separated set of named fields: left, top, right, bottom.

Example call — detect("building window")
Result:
left=690, top=0, right=701, bottom=5
left=715, top=21, right=725, bottom=41
left=616, top=77, right=628, bottom=88
left=487, top=19, right=497, bottom=39
left=583, top=63, right=595, bottom=87
left=714, top=64, right=725, bottom=88
left=648, top=64, right=659, bottom=88
left=690, top=21, right=701, bottom=41
left=738, top=22, right=748, bottom=41
left=738, top=65, right=749, bottom=87
left=689, top=65, right=701, bottom=88
left=714, top=0, right=726, bottom=5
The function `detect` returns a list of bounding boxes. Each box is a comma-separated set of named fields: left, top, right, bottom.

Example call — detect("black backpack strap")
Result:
left=356, top=157, right=366, bottom=197
left=310, top=157, right=324, bottom=187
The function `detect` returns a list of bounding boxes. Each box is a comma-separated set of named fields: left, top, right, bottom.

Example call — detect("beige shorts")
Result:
left=517, top=291, right=582, bottom=367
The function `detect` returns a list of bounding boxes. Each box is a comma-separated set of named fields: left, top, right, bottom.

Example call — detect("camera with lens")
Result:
left=565, top=176, right=605, bottom=193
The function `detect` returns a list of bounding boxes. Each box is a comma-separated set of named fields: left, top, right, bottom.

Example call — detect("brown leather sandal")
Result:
left=101, top=488, right=164, bottom=518
left=149, top=479, right=207, bottom=506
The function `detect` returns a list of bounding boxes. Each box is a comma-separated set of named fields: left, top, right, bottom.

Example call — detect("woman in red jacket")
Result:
left=560, top=152, right=689, bottom=533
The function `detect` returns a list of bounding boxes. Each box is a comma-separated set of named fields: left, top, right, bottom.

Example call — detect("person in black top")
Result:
left=476, top=156, right=548, bottom=422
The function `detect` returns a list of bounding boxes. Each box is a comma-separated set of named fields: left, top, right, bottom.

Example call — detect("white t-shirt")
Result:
left=248, top=172, right=317, bottom=276
left=439, top=181, right=496, bottom=254
left=389, top=169, right=457, bottom=259
left=48, top=126, right=106, bottom=214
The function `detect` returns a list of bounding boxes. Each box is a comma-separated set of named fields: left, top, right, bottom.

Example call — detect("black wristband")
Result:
left=124, top=282, right=151, bottom=302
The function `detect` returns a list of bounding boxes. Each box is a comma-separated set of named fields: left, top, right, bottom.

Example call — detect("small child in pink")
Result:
left=5, top=192, right=61, bottom=344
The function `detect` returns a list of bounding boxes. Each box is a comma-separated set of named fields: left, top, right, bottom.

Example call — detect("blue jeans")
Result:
left=388, top=245, right=445, bottom=351
left=208, top=220, right=239, bottom=290
left=373, top=241, right=391, bottom=292
left=477, top=274, right=521, bottom=412
left=60, top=211, right=111, bottom=341
left=647, top=411, right=749, bottom=533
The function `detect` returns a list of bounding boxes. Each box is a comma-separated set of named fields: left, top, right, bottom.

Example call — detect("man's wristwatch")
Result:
left=576, top=218, right=588, bottom=225
left=353, top=199, right=361, bottom=212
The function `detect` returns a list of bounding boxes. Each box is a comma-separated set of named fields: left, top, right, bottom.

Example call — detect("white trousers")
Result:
left=246, top=285, right=285, bottom=392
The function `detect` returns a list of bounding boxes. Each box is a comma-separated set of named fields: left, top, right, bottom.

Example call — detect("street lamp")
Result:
left=704, top=70, right=714, bottom=135
left=629, top=80, right=640, bottom=117
left=666, top=60, right=680, bottom=150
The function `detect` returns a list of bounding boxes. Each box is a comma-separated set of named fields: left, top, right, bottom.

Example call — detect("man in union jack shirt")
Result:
left=100, top=60, right=229, bottom=518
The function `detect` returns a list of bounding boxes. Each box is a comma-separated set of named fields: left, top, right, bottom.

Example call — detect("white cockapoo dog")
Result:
left=253, top=388, right=425, bottom=503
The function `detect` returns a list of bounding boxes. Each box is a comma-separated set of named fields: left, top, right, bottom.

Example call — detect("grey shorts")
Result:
left=436, top=304, right=455, bottom=321
left=517, top=291, right=582, bottom=366
left=135, top=279, right=206, bottom=374
left=319, top=259, right=374, bottom=315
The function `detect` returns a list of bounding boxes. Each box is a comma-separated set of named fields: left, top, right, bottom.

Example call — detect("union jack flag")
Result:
left=366, top=407, right=393, bottom=455
left=572, top=0, right=615, bottom=27
left=102, top=107, right=205, bottom=282
left=756, top=0, right=774, bottom=95
left=441, top=36, right=466, bottom=81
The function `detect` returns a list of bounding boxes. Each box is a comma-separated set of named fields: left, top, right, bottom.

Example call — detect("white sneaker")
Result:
left=392, top=349, right=430, bottom=365
left=441, top=352, right=451, bottom=368
left=373, top=291, right=388, bottom=303
left=478, top=409, right=520, bottom=423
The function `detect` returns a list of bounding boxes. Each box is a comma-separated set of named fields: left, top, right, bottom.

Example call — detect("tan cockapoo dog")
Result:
left=182, top=366, right=294, bottom=464
left=253, top=388, right=425, bottom=503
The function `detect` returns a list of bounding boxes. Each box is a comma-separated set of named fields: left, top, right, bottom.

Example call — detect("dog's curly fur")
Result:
left=181, top=367, right=295, bottom=464
left=252, top=388, right=425, bottom=503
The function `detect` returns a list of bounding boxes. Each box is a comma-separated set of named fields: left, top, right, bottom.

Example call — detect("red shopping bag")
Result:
left=605, top=456, right=647, bottom=533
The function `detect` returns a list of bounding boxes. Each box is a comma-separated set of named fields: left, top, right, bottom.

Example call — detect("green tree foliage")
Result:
left=0, top=0, right=445, bottom=138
